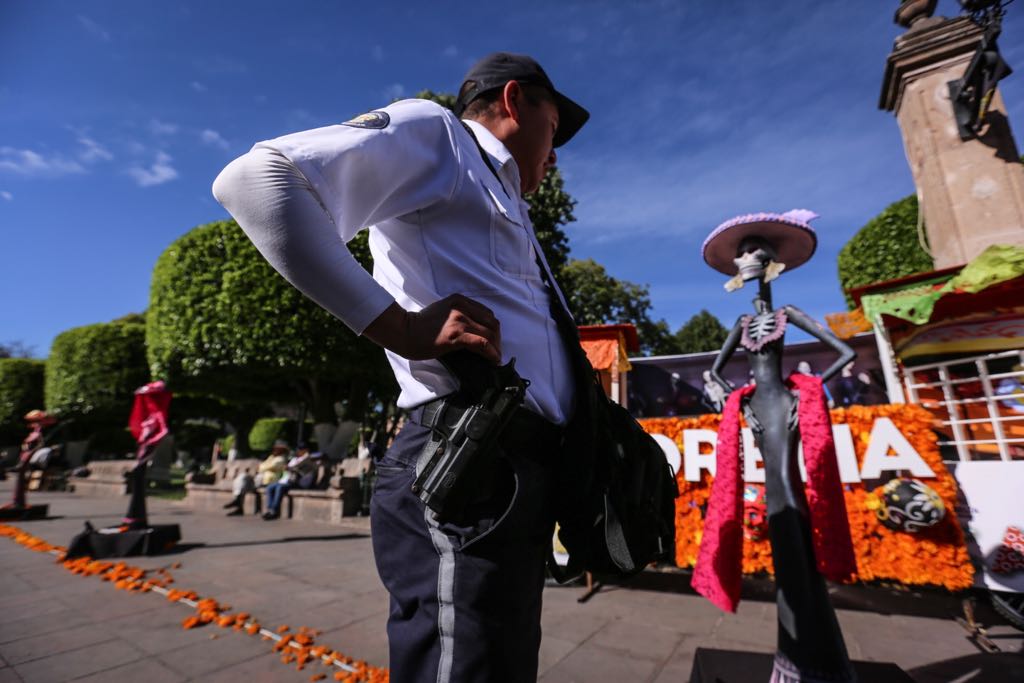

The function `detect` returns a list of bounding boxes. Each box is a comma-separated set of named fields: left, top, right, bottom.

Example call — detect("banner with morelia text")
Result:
left=641, top=404, right=974, bottom=591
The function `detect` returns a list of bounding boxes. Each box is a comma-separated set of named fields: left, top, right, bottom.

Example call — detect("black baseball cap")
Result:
left=454, top=52, right=589, bottom=148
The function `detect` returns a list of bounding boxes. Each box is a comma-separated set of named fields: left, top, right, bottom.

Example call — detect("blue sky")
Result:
left=3, top=0, right=1023, bottom=357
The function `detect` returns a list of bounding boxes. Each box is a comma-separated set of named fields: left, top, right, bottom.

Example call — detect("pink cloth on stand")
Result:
left=691, top=374, right=856, bottom=613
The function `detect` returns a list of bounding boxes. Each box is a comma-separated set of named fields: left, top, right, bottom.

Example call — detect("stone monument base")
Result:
left=688, top=647, right=914, bottom=683
left=0, top=504, right=49, bottom=521
left=65, top=522, right=181, bottom=559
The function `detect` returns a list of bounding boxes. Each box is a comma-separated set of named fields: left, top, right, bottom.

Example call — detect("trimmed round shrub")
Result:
left=146, top=220, right=381, bottom=406
left=0, top=358, right=45, bottom=445
left=45, top=319, right=150, bottom=436
left=248, top=417, right=315, bottom=453
left=837, top=195, right=934, bottom=308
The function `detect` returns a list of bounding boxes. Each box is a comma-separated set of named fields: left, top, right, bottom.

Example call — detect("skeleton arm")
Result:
left=710, top=317, right=744, bottom=396
left=784, top=305, right=855, bottom=383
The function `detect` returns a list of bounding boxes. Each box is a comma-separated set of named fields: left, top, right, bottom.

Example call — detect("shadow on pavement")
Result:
left=164, top=532, right=368, bottom=555
left=601, top=567, right=1018, bottom=627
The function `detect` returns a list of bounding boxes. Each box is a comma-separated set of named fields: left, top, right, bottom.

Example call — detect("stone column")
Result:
left=880, top=16, right=1024, bottom=269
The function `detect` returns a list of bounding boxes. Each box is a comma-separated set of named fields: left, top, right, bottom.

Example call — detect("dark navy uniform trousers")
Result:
left=370, top=410, right=559, bottom=683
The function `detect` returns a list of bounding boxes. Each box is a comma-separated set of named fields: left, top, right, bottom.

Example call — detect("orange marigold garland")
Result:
left=0, top=524, right=389, bottom=682
left=642, top=404, right=974, bottom=591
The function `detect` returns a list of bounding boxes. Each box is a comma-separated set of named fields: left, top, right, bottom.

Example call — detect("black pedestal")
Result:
left=65, top=522, right=181, bottom=559
left=0, top=504, right=49, bottom=521
left=689, top=647, right=914, bottom=683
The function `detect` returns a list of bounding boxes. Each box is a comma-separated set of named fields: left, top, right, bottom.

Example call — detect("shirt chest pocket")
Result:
left=481, top=182, right=534, bottom=279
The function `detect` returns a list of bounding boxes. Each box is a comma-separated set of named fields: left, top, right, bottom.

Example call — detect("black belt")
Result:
left=414, top=397, right=565, bottom=451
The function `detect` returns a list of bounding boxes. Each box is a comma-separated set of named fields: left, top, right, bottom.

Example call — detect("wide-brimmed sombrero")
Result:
left=23, top=410, right=56, bottom=425
left=702, top=209, right=819, bottom=276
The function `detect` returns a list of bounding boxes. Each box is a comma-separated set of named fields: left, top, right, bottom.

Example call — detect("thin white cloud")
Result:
left=0, top=147, right=85, bottom=177
left=126, top=151, right=178, bottom=187
left=383, top=83, right=405, bottom=102
left=149, top=119, right=179, bottom=136
left=200, top=129, right=229, bottom=150
left=0, top=191, right=12, bottom=201
left=371, top=45, right=384, bottom=62
left=77, top=137, right=113, bottom=163
left=77, top=15, right=110, bottom=42
left=190, top=81, right=207, bottom=93
left=442, top=45, right=459, bottom=58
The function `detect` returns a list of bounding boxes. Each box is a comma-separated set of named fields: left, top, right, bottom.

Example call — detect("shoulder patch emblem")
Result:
left=342, top=111, right=390, bottom=129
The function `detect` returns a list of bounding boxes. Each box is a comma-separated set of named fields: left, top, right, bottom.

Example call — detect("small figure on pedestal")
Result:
left=122, top=381, right=172, bottom=529
left=0, top=410, right=57, bottom=520
left=66, top=381, right=181, bottom=559
left=692, top=210, right=860, bottom=683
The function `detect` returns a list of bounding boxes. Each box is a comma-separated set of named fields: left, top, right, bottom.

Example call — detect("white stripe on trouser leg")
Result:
left=425, top=507, right=456, bottom=683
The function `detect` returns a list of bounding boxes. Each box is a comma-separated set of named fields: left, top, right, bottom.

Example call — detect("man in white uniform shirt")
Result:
left=213, top=53, right=588, bottom=682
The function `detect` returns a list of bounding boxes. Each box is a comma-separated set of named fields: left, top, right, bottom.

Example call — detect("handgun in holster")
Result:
left=411, top=351, right=530, bottom=521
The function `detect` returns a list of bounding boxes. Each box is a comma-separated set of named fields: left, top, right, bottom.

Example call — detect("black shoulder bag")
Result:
left=460, top=121, right=678, bottom=581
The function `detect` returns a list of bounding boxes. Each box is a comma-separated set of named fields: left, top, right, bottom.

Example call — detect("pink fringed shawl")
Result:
left=691, top=373, right=856, bottom=612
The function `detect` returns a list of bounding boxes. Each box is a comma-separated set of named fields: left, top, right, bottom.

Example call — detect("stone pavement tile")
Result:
left=540, top=599, right=610, bottom=646
left=0, top=607, right=93, bottom=646
left=71, top=657, right=187, bottom=683
left=710, top=604, right=777, bottom=651
left=0, top=667, right=23, bottom=683
left=13, top=638, right=145, bottom=683
left=0, top=576, right=35, bottom=601
left=594, top=590, right=724, bottom=637
left=285, top=594, right=388, bottom=635
left=317, top=612, right=390, bottom=669
left=201, top=651, right=313, bottom=683
left=651, top=635, right=702, bottom=683
left=154, top=630, right=271, bottom=678
left=537, top=634, right=579, bottom=676
left=908, top=651, right=1024, bottom=683
left=537, top=640, right=660, bottom=682
left=835, top=610, right=979, bottom=671
left=0, top=624, right=115, bottom=666
left=1, top=597, right=71, bottom=627
left=102, top=609, right=214, bottom=656
left=587, top=617, right=684, bottom=662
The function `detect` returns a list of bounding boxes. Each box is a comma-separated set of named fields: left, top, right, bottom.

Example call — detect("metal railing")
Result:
left=904, top=349, right=1024, bottom=462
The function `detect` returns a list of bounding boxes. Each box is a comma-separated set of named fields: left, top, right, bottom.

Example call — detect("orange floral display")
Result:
left=642, top=404, right=974, bottom=591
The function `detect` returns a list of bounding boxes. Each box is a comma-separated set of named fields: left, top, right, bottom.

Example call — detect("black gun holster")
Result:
left=411, top=352, right=530, bottom=522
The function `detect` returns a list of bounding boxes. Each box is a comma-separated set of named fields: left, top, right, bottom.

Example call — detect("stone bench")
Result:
left=70, top=459, right=134, bottom=497
left=184, top=457, right=371, bottom=523
left=70, top=457, right=172, bottom=497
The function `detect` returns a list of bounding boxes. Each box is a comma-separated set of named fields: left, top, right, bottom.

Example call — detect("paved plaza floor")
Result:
left=0, top=484, right=1021, bottom=682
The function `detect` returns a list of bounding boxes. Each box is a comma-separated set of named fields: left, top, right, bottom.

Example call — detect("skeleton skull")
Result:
left=733, top=237, right=776, bottom=281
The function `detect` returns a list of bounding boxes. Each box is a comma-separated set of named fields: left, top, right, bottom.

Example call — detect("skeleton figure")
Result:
left=122, top=381, right=171, bottom=529
left=698, top=212, right=859, bottom=683
left=3, top=410, right=56, bottom=511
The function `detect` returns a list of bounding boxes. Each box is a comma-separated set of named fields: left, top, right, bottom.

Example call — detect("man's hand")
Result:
left=362, top=295, right=502, bottom=364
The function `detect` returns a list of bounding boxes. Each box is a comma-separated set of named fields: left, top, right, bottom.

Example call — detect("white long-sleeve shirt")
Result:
left=213, top=99, right=575, bottom=424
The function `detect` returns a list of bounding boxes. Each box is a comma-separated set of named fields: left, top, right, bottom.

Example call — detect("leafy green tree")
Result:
left=412, top=89, right=456, bottom=110
left=0, top=358, right=45, bottom=445
left=674, top=310, right=729, bottom=354
left=560, top=259, right=680, bottom=356
left=147, top=220, right=394, bottom=456
left=45, top=318, right=150, bottom=439
left=837, top=195, right=933, bottom=308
